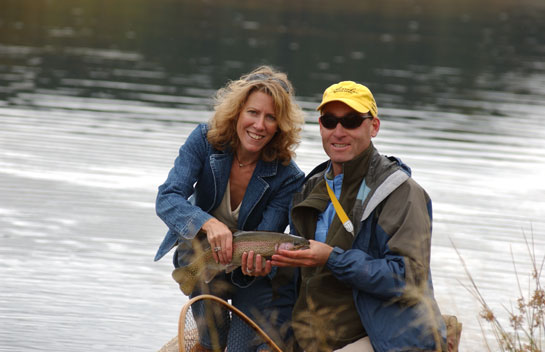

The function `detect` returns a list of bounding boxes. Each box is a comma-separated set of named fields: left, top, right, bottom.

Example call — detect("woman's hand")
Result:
left=241, top=251, right=272, bottom=276
left=201, top=218, right=233, bottom=265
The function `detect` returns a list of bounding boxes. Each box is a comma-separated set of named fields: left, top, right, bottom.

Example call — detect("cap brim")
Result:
left=316, top=97, right=371, bottom=115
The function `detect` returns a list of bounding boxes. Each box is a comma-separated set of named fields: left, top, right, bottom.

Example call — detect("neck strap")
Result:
left=325, top=181, right=354, bottom=235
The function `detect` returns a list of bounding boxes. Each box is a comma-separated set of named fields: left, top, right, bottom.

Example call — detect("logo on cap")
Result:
left=317, top=81, right=378, bottom=118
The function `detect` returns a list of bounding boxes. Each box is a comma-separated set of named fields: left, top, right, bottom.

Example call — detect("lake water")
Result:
left=1, top=1, right=545, bottom=351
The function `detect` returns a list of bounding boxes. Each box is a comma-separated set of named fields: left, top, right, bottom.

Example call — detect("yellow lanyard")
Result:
left=325, top=181, right=354, bottom=235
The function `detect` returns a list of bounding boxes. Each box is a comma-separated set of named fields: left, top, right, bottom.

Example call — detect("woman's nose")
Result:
left=253, top=115, right=265, bottom=129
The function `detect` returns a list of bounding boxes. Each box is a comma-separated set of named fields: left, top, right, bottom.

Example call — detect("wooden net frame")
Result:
left=177, top=294, right=282, bottom=352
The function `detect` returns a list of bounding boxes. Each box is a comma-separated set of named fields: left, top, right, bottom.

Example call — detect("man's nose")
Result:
left=332, top=121, right=347, bottom=135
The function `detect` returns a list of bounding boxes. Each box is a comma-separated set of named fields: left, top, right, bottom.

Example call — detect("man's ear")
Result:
left=371, top=117, right=380, bottom=137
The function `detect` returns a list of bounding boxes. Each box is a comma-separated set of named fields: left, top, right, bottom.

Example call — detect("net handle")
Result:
left=178, top=294, right=283, bottom=352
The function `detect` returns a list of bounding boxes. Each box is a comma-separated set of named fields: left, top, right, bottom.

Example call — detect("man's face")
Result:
left=319, top=101, right=380, bottom=175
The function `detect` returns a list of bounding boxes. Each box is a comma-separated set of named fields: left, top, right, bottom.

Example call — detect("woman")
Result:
left=154, top=66, right=305, bottom=351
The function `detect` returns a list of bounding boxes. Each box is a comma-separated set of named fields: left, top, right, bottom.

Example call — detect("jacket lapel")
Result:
left=209, top=152, right=232, bottom=212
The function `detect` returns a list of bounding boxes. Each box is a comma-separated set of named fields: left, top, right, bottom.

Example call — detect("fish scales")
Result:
left=233, top=239, right=279, bottom=258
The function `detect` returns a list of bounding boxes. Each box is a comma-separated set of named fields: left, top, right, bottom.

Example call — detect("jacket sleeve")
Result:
left=326, top=179, right=432, bottom=302
left=155, top=124, right=213, bottom=240
left=326, top=246, right=407, bottom=300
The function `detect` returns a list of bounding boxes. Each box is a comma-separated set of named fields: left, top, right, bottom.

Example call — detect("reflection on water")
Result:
left=1, top=1, right=545, bottom=351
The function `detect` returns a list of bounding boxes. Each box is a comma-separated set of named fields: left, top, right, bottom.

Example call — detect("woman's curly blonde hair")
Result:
left=207, top=66, right=304, bottom=165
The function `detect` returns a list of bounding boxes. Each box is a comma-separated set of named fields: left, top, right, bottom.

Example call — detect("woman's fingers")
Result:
left=263, top=258, right=272, bottom=274
left=242, top=252, right=272, bottom=276
left=217, top=233, right=233, bottom=265
left=253, top=254, right=271, bottom=276
left=212, top=247, right=219, bottom=264
left=246, top=251, right=255, bottom=273
left=202, top=218, right=233, bottom=264
left=224, top=235, right=233, bottom=263
left=241, top=251, right=249, bottom=273
left=241, top=251, right=254, bottom=275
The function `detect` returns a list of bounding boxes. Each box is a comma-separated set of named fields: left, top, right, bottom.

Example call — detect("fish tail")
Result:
left=172, top=262, right=202, bottom=296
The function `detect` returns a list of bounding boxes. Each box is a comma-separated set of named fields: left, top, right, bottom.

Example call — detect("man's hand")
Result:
left=271, top=240, right=333, bottom=267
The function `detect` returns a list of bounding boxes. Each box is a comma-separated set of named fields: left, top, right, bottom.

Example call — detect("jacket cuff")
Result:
left=180, top=212, right=212, bottom=240
left=326, top=246, right=345, bottom=268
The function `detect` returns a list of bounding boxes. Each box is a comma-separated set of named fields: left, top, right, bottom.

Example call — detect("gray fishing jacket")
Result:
left=290, top=143, right=446, bottom=352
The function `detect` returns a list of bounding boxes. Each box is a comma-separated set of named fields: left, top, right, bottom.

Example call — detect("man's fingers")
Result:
left=271, top=259, right=299, bottom=267
left=271, top=254, right=301, bottom=267
left=277, top=248, right=310, bottom=259
left=271, top=240, right=332, bottom=267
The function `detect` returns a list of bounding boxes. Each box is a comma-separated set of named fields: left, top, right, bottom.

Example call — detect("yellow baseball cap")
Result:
left=316, top=81, right=378, bottom=118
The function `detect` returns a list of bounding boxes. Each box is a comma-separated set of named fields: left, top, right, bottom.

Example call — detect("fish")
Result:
left=172, top=231, right=310, bottom=295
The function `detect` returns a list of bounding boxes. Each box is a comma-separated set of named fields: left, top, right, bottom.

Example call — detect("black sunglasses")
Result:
left=319, top=112, right=372, bottom=129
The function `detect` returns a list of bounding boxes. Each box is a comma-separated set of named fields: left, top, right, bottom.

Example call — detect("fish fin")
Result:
left=232, top=230, right=244, bottom=237
left=203, top=267, right=221, bottom=284
left=224, top=264, right=239, bottom=274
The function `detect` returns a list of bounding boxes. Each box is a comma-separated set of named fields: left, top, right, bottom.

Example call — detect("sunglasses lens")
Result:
left=320, top=113, right=366, bottom=129
left=341, top=114, right=365, bottom=129
left=320, top=114, right=338, bottom=129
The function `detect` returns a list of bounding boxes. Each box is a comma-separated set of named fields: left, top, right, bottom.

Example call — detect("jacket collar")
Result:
left=333, top=142, right=374, bottom=186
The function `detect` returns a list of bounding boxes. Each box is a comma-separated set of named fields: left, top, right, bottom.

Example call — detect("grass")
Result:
left=453, top=229, right=545, bottom=352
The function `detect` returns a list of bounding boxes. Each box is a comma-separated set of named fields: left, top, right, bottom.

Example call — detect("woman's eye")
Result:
left=266, top=115, right=276, bottom=122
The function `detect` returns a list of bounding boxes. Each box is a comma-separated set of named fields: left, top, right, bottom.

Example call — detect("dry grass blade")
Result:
left=451, top=229, right=545, bottom=352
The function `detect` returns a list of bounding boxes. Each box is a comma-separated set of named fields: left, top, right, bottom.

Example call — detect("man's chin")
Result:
left=330, top=155, right=352, bottom=164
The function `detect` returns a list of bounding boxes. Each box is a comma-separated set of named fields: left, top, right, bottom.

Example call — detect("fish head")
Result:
left=276, top=234, right=310, bottom=251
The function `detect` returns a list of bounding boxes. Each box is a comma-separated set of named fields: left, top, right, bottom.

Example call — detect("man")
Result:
left=271, top=81, right=447, bottom=352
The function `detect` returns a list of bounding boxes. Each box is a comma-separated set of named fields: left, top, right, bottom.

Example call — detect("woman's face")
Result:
left=236, top=90, right=278, bottom=156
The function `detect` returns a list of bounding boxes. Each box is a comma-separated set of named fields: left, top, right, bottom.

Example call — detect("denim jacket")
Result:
left=154, top=123, right=305, bottom=262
